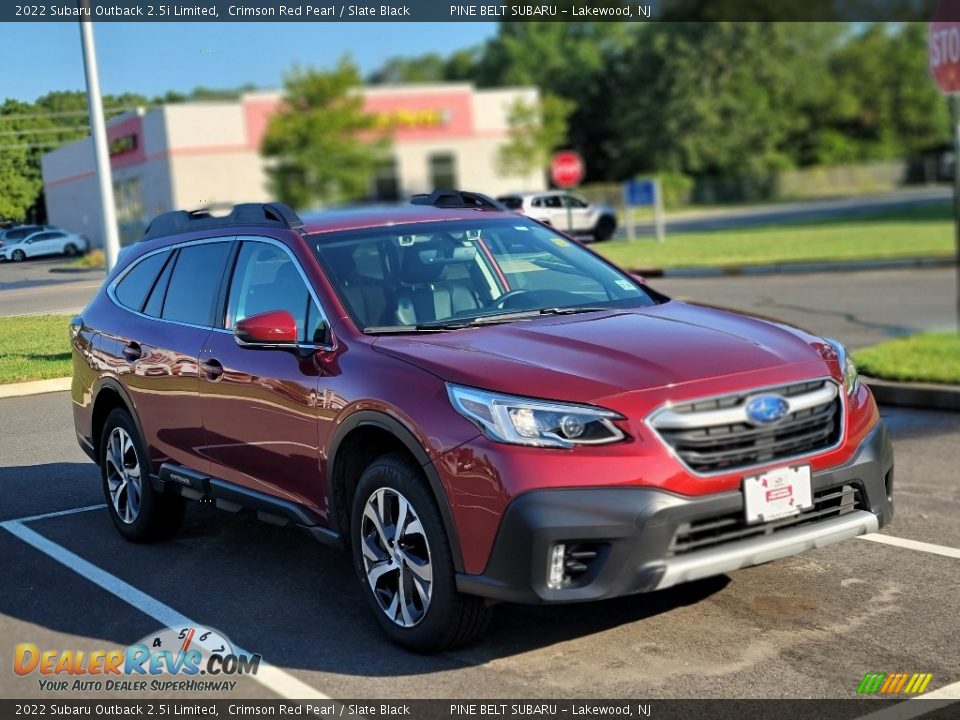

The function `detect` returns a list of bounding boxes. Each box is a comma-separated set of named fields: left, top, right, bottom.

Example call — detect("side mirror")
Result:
left=235, top=310, right=298, bottom=349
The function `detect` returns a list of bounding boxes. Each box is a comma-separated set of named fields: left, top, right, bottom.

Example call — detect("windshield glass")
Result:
left=311, top=217, right=658, bottom=332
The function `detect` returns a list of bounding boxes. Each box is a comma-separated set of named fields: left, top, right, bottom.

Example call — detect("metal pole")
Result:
left=654, top=177, right=666, bottom=243
left=78, top=8, right=121, bottom=271
left=953, top=95, right=960, bottom=333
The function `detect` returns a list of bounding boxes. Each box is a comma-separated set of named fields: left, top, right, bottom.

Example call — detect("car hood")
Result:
left=371, top=301, right=833, bottom=404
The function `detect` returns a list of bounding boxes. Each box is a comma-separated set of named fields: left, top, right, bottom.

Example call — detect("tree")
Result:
left=261, top=59, right=388, bottom=208
left=495, top=94, right=573, bottom=188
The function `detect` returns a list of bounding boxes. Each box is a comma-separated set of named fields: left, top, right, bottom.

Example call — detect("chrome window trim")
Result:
left=644, top=376, right=846, bottom=478
left=107, top=234, right=335, bottom=350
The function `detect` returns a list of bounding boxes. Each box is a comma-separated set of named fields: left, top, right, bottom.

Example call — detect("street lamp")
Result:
left=78, top=2, right=121, bottom=271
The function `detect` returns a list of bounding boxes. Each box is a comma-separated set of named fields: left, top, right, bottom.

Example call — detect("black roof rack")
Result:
left=141, top=202, right=304, bottom=242
left=410, top=189, right=507, bottom=211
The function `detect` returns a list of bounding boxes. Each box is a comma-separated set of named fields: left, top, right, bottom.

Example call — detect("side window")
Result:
left=114, top=251, right=171, bottom=312
left=142, top=251, right=175, bottom=317
left=531, top=197, right=544, bottom=208
left=161, top=241, right=232, bottom=326
left=543, top=196, right=563, bottom=209
left=428, top=152, right=457, bottom=190
left=226, top=241, right=324, bottom=344
left=564, top=196, right=588, bottom=208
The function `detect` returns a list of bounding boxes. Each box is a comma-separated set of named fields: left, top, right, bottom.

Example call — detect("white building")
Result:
left=41, top=83, right=545, bottom=246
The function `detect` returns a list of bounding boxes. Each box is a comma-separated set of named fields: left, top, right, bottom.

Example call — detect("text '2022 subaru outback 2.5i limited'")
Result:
left=71, top=191, right=894, bottom=652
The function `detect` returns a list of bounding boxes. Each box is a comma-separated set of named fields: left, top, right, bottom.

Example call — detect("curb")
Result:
left=49, top=266, right=104, bottom=274
left=630, top=256, right=955, bottom=279
left=0, top=377, right=71, bottom=399
left=864, top=376, right=960, bottom=412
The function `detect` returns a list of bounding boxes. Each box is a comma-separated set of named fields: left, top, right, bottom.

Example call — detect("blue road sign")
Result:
left=625, top=178, right=656, bottom=206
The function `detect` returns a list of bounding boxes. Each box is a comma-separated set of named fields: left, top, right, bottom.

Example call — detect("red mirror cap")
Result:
left=235, top=310, right=298, bottom=344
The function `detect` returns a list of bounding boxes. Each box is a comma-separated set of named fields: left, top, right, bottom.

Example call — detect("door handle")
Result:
left=200, top=358, right=224, bottom=381
left=122, top=342, right=141, bottom=362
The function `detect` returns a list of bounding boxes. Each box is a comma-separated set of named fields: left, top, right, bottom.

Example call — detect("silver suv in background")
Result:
left=497, top=191, right=618, bottom=241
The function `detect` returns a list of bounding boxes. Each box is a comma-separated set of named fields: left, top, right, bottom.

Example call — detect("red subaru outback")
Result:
left=71, top=192, right=893, bottom=651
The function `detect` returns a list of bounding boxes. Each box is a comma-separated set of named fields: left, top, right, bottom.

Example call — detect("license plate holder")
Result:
left=743, top=465, right=813, bottom=525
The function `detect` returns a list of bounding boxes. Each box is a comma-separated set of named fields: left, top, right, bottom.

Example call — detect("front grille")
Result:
left=650, top=379, right=842, bottom=474
left=668, top=482, right=866, bottom=557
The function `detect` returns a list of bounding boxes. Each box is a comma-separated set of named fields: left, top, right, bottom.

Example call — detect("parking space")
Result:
left=1, top=391, right=958, bottom=701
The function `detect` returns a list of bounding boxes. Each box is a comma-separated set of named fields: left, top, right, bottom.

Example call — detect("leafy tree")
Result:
left=261, top=59, right=388, bottom=208
left=495, top=94, right=573, bottom=188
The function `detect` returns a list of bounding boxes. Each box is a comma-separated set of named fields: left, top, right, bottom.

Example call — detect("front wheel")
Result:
left=11, top=249, right=25, bottom=262
left=99, top=408, right=184, bottom=542
left=63, top=243, right=78, bottom=257
left=351, top=453, right=491, bottom=652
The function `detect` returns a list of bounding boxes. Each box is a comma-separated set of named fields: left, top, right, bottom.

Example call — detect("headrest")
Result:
left=399, top=234, right=477, bottom=285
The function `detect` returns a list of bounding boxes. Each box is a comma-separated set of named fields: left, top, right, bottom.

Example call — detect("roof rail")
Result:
left=409, top=189, right=506, bottom=211
left=141, top=202, right=304, bottom=241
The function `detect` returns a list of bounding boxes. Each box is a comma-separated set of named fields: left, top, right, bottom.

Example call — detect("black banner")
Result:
left=0, top=0, right=946, bottom=23
left=1, top=700, right=959, bottom=719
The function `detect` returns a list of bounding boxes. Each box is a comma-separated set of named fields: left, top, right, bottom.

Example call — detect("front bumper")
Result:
left=456, top=419, right=894, bottom=604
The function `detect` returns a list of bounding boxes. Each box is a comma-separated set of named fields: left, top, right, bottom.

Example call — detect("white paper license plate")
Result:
left=743, top=465, right=813, bottom=525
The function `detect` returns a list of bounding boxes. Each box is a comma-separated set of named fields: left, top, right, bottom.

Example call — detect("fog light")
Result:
left=547, top=543, right=566, bottom=589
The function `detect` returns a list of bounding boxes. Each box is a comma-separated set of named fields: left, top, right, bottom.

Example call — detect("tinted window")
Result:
left=142, top=251, right=175, bottom=317
left=161, top=242, right=232, bottom=326
left=28, top=232, right=57, bottom=242
left=226, top=241, right=324, bottom=343
left=114, top=252, right=171, bottom=312
left=7, top=227, right=40, bottom=240
left=497, top=196, right=523, bottom=210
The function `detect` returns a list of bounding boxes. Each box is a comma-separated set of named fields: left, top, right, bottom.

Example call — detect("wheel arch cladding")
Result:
left=327, top=410, right=465, bottom=572
left=91, top=379, right=144, bottom=466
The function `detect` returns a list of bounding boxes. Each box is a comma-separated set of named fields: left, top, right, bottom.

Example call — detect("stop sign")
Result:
left=930, top=22, right=960, bottom=93
left=550, top=150, right=585, bottom=188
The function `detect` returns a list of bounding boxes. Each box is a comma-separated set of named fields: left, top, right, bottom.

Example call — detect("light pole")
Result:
left=78, top=4, right=121, bottom=271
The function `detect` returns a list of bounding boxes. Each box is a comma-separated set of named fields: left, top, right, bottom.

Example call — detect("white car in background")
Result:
left=0, top=229, right=89, bottom=262
left=497, top=191, right=618, bottom=241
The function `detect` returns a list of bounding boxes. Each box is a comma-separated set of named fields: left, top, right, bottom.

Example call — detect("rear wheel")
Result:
left=593, top=215, right=616, bottom=242
left=351, top=453, right=491, bottom=652
left=99, top=408, right=184, bottom=542
left=63, top=243, right=78, bottom=257
left=11, top=249, right=25, bottom=262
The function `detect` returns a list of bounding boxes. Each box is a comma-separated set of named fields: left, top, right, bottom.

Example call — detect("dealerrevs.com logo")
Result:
left=14, top=626, right=261, bottom=693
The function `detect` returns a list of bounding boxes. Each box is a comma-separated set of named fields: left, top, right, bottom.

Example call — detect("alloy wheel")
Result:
left=104, top=427, right=142, bottom=524
left=360, top=487, right=433, bottom=627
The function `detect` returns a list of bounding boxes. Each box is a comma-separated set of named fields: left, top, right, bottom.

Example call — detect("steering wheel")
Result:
left=493, top=290, right=532, bottom=309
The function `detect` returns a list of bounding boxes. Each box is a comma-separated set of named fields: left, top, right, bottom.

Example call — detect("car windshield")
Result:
left=311, top=217, right=659, bottom=333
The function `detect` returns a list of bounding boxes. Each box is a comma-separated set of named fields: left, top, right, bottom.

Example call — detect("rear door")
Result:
left=198, top=237, right=331, bottom=515
left=112, top=238, right=234, bottom=473
left=561, top=195, right=596, bottom=233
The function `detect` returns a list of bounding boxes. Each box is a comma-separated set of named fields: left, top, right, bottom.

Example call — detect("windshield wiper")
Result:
left=415, top=306, right=611, bottom=331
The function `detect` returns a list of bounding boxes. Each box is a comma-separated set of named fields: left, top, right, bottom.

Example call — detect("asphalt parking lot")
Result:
left=1, top=390, right=958, bottom=702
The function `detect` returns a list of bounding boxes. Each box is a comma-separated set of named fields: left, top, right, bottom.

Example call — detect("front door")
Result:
left=198, top=238, right=330, bottom=516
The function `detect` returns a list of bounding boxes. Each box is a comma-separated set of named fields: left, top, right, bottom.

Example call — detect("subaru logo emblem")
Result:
left=745, top=394, right=789, bottom=425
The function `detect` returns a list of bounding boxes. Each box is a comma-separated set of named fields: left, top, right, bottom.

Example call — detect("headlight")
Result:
left=824, top=338, right=860, bottom=397
left=447, top=384, right=626, bottom=448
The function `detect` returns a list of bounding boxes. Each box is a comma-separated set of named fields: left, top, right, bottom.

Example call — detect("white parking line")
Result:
left=8, top=504, right=105, bottom=524
left=0, top=510, right=331, bottom=701
left=859, top=533, right=960, bottom=560
left=856, top=685, right=960, bottom=720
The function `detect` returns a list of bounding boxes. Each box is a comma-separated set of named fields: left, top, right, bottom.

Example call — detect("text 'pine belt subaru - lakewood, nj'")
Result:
left=71, top=190, right=893, bottom=651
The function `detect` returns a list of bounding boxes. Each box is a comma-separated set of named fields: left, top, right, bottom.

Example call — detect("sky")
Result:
left=0, top=22, right=498, bottom=102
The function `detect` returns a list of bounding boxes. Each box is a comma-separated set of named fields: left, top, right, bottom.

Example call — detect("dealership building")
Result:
left=41, top=83, right=544, bottom=246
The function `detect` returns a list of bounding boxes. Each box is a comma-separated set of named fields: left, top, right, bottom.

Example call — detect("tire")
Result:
left=350, top=452, right=492, bottom=652
left=593, top=215, right=616, bottom=242
left=11, top=249, right=25, bottom=262
left=63, top=243, right=78, bottom=257
left=99, top=408, right=185, bottom=542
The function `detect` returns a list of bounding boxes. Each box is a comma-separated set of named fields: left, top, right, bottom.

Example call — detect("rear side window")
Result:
left=161, top=242, right=232, bottom=326
left=143, top=251, right=176, bottom=317
left=114, top=252, right=170, bottom=312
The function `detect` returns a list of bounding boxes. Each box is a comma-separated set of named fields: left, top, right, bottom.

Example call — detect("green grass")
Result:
left=855, top=332, right=960, bottom=385
left=598, top=205, right=955, bottom=270
left=0, top=314, right=73, bottom=384
left=55, top=249, right=105, bottom=271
